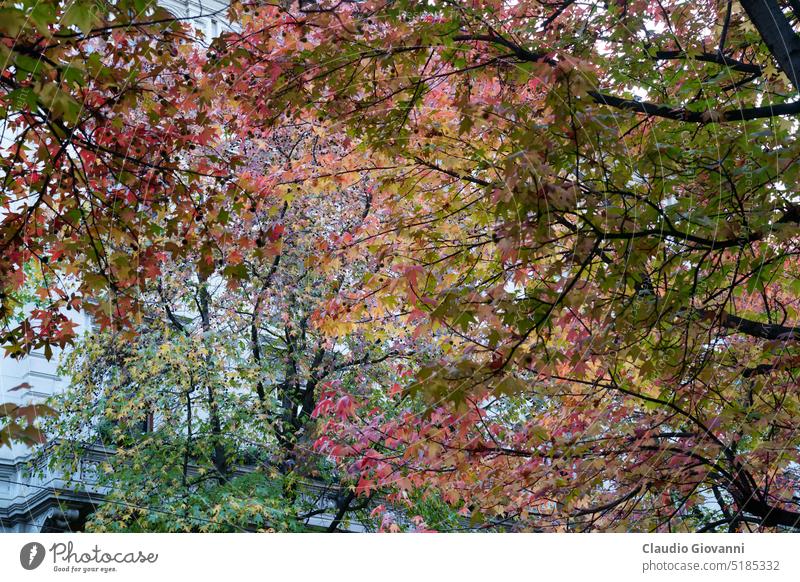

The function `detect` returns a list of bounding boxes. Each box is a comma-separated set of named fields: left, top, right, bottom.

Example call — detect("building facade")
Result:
left=0, top=310, right=99, bottom=532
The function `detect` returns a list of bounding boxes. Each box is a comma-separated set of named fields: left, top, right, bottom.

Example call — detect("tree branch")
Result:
left=588, top=90, right=800, bottom=123
left=653, top=49, right=761, bottom=75
left=712, top=310, right=800, bottom=341
left=739, top=0, right=800, bottom=90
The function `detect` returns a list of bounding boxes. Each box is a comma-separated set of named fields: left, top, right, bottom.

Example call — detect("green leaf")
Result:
left=63, top=1, right=98, bottom=35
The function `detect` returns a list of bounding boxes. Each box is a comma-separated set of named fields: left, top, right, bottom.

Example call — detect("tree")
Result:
left=230, top=0, right=800, bottom=531
left=6, top=0, right=800, bottom=532
left=1, top=0, right=203, bottom=349
left=42, top=120, right=407, bottom=531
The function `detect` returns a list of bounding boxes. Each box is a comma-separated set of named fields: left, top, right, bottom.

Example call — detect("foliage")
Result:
left=39, top=117, right=404, bottom=529
left=239, top=0, right=800, bottom=532
left=6, top=0, right=800, bottom=532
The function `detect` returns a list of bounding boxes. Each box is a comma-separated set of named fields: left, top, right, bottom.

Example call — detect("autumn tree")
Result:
left=221, top=0, right=800, bottom=531
left=0, top=0, right=231, bottom=444
left=40, top=115, right=413, bottom=531
left=7, top=0, right=800, bottom=533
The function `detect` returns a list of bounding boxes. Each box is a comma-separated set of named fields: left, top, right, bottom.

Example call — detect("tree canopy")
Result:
left=5, top=0, right=800, bottom=531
